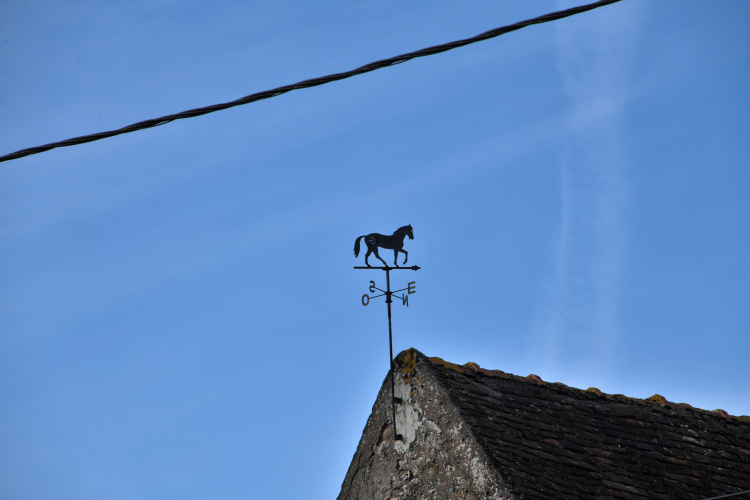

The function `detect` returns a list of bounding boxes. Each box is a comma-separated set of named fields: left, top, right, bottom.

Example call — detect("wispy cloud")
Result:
left=531, top=1, right=641, bottom=377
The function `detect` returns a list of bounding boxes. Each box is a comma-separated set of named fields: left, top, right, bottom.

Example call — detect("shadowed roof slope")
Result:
left=426, top=351, right=750, bottom=499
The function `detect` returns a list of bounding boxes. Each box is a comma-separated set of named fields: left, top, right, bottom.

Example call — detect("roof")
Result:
left=338, top=349, right=750, bottom=500
left=426, top=351, right=750, bottom=499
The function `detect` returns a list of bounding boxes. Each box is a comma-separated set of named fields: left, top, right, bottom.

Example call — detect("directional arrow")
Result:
left=353, top=265, right=420, bottom=271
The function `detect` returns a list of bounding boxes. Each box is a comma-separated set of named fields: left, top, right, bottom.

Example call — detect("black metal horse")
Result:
left=354, top=225, right=414, bottom=267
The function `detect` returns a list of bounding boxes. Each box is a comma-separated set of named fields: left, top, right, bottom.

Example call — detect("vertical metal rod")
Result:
left=385, top=267, right=398, bottom=442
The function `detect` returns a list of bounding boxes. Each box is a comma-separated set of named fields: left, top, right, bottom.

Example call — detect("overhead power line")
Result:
left=0, top=0, right=623, bottom=164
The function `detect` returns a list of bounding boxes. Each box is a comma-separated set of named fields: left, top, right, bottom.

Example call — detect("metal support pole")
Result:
left=385, top=268, right=400, bottom=442
left=354, top=264, right=418, bottom=443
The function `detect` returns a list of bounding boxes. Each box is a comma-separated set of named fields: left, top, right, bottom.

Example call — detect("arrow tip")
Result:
left=412, top=265, right=421, bottom=271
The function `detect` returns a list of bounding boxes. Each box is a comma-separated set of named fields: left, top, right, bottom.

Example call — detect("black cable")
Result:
left=0, top=0, right=623, bottom=164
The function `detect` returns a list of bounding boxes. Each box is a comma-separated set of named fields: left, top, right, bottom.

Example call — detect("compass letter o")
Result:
left=362, top=294, right=370, bottom=306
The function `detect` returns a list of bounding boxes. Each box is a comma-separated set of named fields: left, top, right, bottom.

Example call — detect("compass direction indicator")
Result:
left=353, top=226, right=419, bottom=443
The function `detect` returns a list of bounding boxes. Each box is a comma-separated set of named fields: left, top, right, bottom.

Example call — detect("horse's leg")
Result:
left=399, top=249, right=408, bottom=265
left=365, top=247, right=373, bottom=267
left=393, top=249, right=399, bottom=267
left=373, top=247, right=389, bottom=267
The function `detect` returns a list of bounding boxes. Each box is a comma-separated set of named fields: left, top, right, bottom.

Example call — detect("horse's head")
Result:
left=395, top=224, right=414, bottom=240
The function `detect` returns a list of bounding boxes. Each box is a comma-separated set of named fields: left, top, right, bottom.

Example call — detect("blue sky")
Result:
left=1, top=0, right=748, bottom=498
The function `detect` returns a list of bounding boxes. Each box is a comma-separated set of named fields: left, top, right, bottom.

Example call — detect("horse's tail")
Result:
left=354, top=236, right=365, bottom=258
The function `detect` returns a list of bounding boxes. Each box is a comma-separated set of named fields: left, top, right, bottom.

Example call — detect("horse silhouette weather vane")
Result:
left=353, top=224, right=419, bottom=442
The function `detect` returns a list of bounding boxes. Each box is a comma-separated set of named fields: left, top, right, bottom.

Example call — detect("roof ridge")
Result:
left=421, top=353, right=749, bottom=422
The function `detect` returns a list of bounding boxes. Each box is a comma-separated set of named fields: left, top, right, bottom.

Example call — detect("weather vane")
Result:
left=353, top=224, right=419, bottom=442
